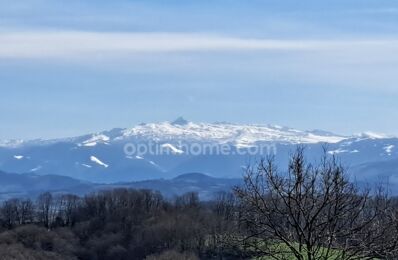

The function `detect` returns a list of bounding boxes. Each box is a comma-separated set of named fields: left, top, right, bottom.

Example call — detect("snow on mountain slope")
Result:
left=384, top=145, right=395, bottom=156
left=0, top=119, right=396, bottom=184
left=119, top=120, right=347, bottom=145
left=80, top=134, right=110, bottom=147
left=0, top=139, right=25, bottom=148
left=161, top=143, right=184, bottom=154
left=2, top=119, right=393, bottom=149
left=328, top=149, right=359, bottom=155
left=354, top=132, right=392, bottom=140
left=90, top=156, right=109, bottom=168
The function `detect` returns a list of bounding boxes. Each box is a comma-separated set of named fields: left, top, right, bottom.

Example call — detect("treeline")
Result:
left=0, top=148, right=398, bottom=259
left=0, top=189, right=238, bottom=259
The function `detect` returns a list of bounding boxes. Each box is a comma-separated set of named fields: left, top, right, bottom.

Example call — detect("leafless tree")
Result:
left=16, top=199, right=34, bottom=225
left=36, top=192, right=58, bottom=229
left=1, top=198, right=35, bottom=228
left=234, top=147, right=398, bottom=260
left=1, top=199, right=19, bottom=228
left=58, top=194, right=80, bottom=227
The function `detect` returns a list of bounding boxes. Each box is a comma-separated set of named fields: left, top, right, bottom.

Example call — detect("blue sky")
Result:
left=0, top=0, right=398, bottom=139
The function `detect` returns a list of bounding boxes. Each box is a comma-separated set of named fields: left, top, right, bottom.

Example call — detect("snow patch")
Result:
left=328, top=149, right=359, bottom=155
left=271, top=125, right=283, bottom=129
left=149, top=160, right=157, bottom=166
left=90, top=156, right=109, bottom=168
left=0, top=139, right=24, bottom=148
left=82, top=164, right=92, bottom=168
left=125, top=155, right=144, bottom=160
left=357, top=132, right=389, bottom=140
left=328, top=149, right=349, bottom=155
left=81, top=134, right=110, bottom=147
left=30, top=166, right=42, bottom=172
left=384, top=145, right=395, bottom=155
left=82, top=142, right=97, bottom=147
left=14, top=155, right=24, bottom=160
left=161, top=143, right=184, bottom=154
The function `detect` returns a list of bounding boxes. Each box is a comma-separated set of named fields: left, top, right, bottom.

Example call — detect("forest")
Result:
left=1, top=148, right=398, bottom=260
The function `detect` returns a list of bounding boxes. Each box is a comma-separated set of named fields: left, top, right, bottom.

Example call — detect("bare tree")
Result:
left=16, top=199, right=34, bottom=225
left=1, top=199, right=19, bottom=228
left=36, top=192, right=58, bottom=229
left=234, top=147, right=398, bottom=260
left=175, top=192, right=199, bottom=209
left=58, top=194, right=80, bottom=227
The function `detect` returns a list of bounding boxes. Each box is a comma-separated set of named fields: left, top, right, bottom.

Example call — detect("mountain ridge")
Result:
left=0, top=119, right=396, bottom=185
left=0, top=119, right=352, bottom=148
left=0, top=171, right=241, bottom=201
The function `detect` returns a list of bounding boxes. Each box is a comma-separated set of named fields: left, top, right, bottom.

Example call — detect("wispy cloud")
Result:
left=1, top=31, right=398, bottom=60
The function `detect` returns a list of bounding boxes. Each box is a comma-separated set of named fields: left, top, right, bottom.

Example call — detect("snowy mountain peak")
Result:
left=1, top=121, right=394, bottom=149
left=355, top=132, right=392, bottom=140
left=0, top=139, right=25, bottom=148
left=171, top=117, right=189, bottom=126
left=120, top=121, right=347, bottom=145
left=0, top=120, right=397, bottom=184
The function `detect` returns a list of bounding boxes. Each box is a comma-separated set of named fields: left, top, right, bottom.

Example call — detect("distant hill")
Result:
left=0, top=171, right=241, bottom=201
left=108, top=172, right=241, bottom=200
left=0, top=171, right=93, bottom=201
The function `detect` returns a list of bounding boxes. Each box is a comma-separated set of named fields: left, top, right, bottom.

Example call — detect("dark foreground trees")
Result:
left=235, top=147, right=398, bottom=259
left=0, top=189, right=234, bottom=259
left=0, top=147, right=397, bottom=259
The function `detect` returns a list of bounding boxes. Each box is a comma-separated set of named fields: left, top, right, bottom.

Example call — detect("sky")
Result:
left=0, top=0, right=398, bottom=139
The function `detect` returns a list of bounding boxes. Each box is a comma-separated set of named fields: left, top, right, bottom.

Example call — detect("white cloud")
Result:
left=1, top=31, right=398, bottom=60
left=2, top=31, right=398, bottom=92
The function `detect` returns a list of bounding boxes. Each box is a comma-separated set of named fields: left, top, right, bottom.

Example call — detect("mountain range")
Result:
left=0, top=118, right=397, bottom=193
left=0, top=171, right=240, bottom=201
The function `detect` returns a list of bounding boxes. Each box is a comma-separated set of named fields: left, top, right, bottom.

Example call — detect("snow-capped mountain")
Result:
left=118, top=118, right=347, bottom=145
left=0, top=118, right=397, bottom=185
left=0, top=118, right=348, bottom=149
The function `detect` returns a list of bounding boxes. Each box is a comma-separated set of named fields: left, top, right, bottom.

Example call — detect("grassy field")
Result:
left=252, top=242, right=351, bottom=260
